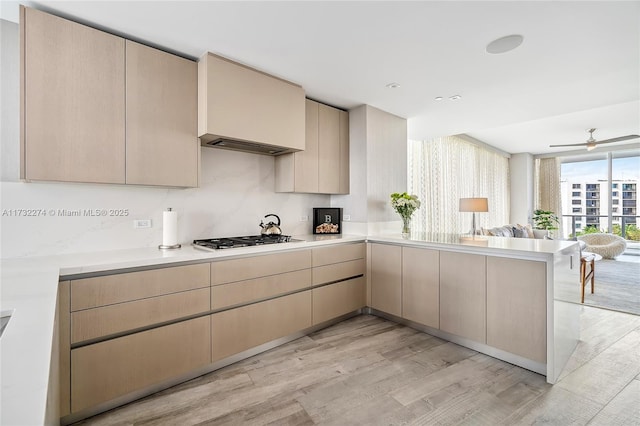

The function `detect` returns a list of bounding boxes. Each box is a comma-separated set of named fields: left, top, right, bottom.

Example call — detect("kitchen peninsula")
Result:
left=1, top=233, right=580, bottom=425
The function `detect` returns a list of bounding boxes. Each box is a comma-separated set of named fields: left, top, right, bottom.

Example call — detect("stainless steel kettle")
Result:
left=259, top=214, right=282, bottom=236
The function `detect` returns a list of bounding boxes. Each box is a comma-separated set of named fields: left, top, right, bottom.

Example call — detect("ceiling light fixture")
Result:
left=386, top=82, right=401, bottom=89
left=449, top=95, right=462, bottom=101
left=435, top=96, right=443, bottom=101
left=486, top=34, right=524, bottom=54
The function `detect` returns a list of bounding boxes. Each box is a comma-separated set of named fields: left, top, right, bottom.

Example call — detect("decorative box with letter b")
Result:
left=313, top=208, right=342, bottom=234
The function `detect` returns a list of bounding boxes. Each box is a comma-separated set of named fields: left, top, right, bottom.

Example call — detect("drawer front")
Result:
left=211, top=269, right=311, bottom=310
left=211, top=290, right=312, bottom=362
left=211, top=250, right=311, bottom=285
left=71, top=263, right=210, bottom=311
left=312, top=243, right=365, bottom=267
left=71, top=287, right=211, bottom=344
left=312, top=277, right=365, bottom=325
left=312, top=259, right=365, bottom=286
left=71, top=316, right=210, bottom=413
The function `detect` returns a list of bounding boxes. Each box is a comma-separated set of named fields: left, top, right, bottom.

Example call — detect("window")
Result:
left=572, top=207, right=582, bottom=213
left=612, top=191, right=619, bottom=197
left=586, top=184, right=599, bottom=191
left=572, top=191, right=581, bottom=197
left=613, top=207, right=618, bottom=213
left=572, top=184, right=581, bottom=189
left=612, top=183, right=618, bottom=189
left=572, top=200, right=581, bottom=205
left=613, top=199, right=619, bottom=205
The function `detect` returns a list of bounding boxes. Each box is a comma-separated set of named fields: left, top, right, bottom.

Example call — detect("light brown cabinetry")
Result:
left=211, top=250, right=311, bottom=285
left=21, top=6, right=126, bottom=184
left=487, top=257, right=546, bottom=363
left=20, top=6, right=198, bottom=187
left=402, top=247, right=439, bottom=329
left=369, top=243, right=402, bottom=317
left=71, top=316, right=210, bottom=413
left=439, top=251, right=486, bottom=343
left=311, top=243, right=366, bottom=325
left=211, top=291, right=312, bottom=362
left=198, top=52, right=305, bottom=152
left=275, top=99, right=349, bottom=194
left=125, top=40, right=198, bottom=187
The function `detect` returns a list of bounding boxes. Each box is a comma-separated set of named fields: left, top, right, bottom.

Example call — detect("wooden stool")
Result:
left=580, top=253, right=597, bottom=303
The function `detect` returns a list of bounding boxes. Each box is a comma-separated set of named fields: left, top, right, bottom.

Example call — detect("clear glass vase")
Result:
left=401, top=216, right=411, bottom=238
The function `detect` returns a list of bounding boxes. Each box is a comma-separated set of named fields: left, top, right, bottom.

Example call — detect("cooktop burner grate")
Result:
left=193, top=235, right=292, bottom=250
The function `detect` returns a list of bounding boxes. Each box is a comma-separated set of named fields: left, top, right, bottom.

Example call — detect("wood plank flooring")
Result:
left=75, top=307, right=640, bottom=425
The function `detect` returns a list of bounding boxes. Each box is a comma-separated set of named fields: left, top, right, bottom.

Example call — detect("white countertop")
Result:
left=0, top=232, right=577, bottom=425
left=0, top=234, right=364, bottom=426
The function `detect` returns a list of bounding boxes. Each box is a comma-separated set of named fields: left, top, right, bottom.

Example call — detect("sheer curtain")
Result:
left=408, top=136, right=510, bottom=234
left=535, top=157, right=563, bottom=236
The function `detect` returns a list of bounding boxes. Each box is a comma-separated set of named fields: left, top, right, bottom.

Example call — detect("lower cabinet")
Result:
left=211, top=291, right=312, bottom=362
left=370, top=243, right=402, bottom=316
left=439, top=251, right=486, bottom=343
left=313, top=277, right=365, bottom=325
left=70, top=316, right=211, bottom=413
left=487, top=257, right=547, bottom=363
left=402, top=247, right=439, bottom=329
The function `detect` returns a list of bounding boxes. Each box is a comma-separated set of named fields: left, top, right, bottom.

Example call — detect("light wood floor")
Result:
left=75, top=307, right=640, bottom=425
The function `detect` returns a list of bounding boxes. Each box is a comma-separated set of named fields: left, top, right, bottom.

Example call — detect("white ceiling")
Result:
left=3, top=1, right=639, bottom=155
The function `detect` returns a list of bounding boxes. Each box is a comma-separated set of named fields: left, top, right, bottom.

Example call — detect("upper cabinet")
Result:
left=21, top=6, right=126, bottom=184
left=198, top=52, right=305, bottom=154
left=125, top=41, right=198, bottom=187
left=20, top=7, right=199, bottom=187
left=275, top=99, right=350, bottom=194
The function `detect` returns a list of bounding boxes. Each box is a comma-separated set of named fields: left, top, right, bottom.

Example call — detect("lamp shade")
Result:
left=459, top=197, right=488, bottom=212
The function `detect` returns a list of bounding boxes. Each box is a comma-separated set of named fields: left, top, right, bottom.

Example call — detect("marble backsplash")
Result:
left=0, top=148, right=334, bottom=258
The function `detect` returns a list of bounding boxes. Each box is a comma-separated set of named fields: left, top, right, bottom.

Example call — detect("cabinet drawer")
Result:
left=312, top=277, right=365, bottom=325
left=211, top=269, right=311, bottom=310
left=71, top=263, right=210, bottom=311
left=71, top=287, right=210, bottom=343
left=71, top=316, right=210, bottom=413
left=312, top=259, right=365, bottom=286
left=211, top=250, right=311, bottom=285
left=312, top=243, right=365, bottom=267
left=211, top=291, right=312, bottom=362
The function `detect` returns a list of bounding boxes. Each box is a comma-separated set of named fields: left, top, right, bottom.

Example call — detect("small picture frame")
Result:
left=313, top=208, right=342, bottom=234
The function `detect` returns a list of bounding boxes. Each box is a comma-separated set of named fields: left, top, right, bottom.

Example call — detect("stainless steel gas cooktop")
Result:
left=193, top=235, right=293, bottom=251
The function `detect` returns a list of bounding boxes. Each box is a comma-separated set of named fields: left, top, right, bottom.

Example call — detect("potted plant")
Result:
left=533, top=209, right=559, bottom=237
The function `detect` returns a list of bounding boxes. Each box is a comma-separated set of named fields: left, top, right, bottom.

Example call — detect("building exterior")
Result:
left=561, top=179, right=638, bottom=236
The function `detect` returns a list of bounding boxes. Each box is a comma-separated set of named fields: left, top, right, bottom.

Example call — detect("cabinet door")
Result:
left=71, top=317, right=210, bottom=413
left=313, top=277, right=365, bottom=325
left=318, top=103, right=341, bottom=194
left=292, top=99, right=319, bottom=192
left=402, top=247, right=439, bottom=329
left=487, top=257, right=546, bottom=363
left=125, top=41, right=198, bottom=187
left=439, top=251, right=486, bottom=343
left=338, top=109, right=350, bottom=194
left=370, top=243, right=402, bottom=317
left=21, top=7, right=125, bottom=183
left=211, top=291, right=312, bottom=362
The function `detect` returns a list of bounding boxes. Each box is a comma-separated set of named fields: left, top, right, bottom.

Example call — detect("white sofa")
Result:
left=481, top=224, right=547, bottom=239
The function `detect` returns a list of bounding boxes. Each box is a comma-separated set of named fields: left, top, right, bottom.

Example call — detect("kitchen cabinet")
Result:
left=402, top=247, right=439, bottom=329
left=21, top=6, right=126, bottom=184
left=439, top=251, right=486, bottom=343
left=198, top=52, right=305, bottom=153
left=20, top=6, right=198, bottom=187
left=487, top=257, right=547, bottom=363
left=311, top=243, right=366, bottom=325
left=211, top=291, right=312, bottom=362
left=369, top=243, right=402, bottom=317
left=275, top=99, right=350, bottom=194
left=71, top=316, right=210, bottom=413
left=125, top=40, right=198, bottom=187
left=210, top=250, right=311, bottom=285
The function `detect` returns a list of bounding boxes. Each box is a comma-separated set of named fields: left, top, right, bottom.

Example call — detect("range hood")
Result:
left=201, top=137, right=294, bottom=156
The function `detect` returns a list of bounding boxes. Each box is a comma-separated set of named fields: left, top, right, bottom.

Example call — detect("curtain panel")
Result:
left=408, top=136, right=510, bottom=234
left=535, top=157, right=563, bottom=236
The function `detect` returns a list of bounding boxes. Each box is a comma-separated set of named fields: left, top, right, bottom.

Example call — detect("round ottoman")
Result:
left=577, top=233, right=627, bottom=259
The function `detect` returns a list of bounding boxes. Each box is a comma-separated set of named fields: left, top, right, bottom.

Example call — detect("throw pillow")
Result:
left=512, top=226, right=528, bottom=238
left=517, top=223, right=534, bottom=238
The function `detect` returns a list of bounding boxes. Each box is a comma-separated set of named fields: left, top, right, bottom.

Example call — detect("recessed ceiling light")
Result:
left=386, top=82, right=401, bottom=89
left=435, top=96, right=443, bottom=101
left=449, top=95, right=462, bottom=101
left=486, top=34, right=524, bottom=54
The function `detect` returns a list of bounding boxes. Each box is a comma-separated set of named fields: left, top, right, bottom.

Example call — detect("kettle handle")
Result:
left=264, top=214, right=280, bottom=226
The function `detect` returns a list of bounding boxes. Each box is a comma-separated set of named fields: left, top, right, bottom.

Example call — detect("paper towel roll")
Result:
left=162, top=209, right=178, bottom=246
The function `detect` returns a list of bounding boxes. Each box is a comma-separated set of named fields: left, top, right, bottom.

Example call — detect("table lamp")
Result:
left=459, top=198, right=488, bottom=236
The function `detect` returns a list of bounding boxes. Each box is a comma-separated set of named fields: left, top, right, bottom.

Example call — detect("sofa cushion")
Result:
left=512, top=226, right=529, bottom=238
left=488, top=226, right=514, bottom=237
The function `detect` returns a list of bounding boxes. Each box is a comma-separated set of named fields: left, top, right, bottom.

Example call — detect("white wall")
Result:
left=0, top=20, right=330, bottom=258
left=509, top=153, right=534, bottom=225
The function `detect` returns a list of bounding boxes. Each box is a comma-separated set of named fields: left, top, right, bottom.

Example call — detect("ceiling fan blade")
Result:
left=592, top=134, right=640, bottom=145
left=549, top=142, right=588, bottom=148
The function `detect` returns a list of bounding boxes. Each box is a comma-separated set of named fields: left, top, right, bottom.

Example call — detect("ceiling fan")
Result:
left=549, top=128, right=640, bottom=151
